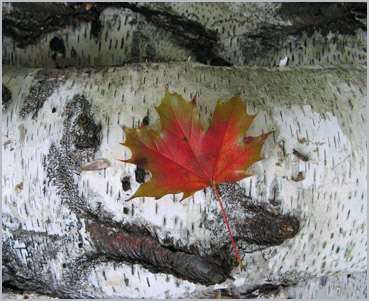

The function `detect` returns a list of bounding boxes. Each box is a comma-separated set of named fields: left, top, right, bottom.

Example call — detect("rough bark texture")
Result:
left=2, top=2, right=367, bottom=299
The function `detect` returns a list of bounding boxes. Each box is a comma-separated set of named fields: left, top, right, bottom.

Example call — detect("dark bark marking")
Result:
left=208, top=183, right=300, bottom=255
left=135, top=166, right=147, bottom=183
left=240, top=3, right=366, bottom=65
left=72, top=113, right=101, bottom=150
left=3, top=2, right=231, bottom=66
left=50, top=36, right=66, bottom=61
left=117, top=3, right=232, bottom=66
left=87, top=222, right=230, bottom=285
left=2, top=84, right=12, bottom=111
left=90, top=17, right=102, bottom=38
left=142, top=114, right=150, bottom=126
left=2, top=228, right=89, bottom=299
left=121, top=176, right=131, bottom=191
left=67, top=95, right=101, bottom=151
left=292, top=171, right=305, bottom=182
left=293, top=149, right=309, bottom=162
left=19, top=69, right=65, bottom=119
left=131, top=31, right=158, bottom=63
left=46, top=94, right=101, bottom=207
left=278, top=3, right=366, bottom=36
left=268, top=180, right=281, bottom=206
left=3, top=3, right=102, bottom=48
left=2, top=281, right=26, bottom=294
left=242, top=282, right=293, bottom=299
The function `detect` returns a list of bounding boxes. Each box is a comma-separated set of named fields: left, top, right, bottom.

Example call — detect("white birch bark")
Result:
left=2, top=63, right=366, bottom=298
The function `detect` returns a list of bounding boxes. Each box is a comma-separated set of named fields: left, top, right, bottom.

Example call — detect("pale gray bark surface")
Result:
left=2, top=2, right=367, bottom=299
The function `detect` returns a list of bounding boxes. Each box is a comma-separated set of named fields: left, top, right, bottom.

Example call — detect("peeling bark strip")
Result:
left=87, top=222, right=230, bottom=285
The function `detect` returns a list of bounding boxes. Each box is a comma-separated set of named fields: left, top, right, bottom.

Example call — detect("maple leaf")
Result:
left=121, top=89, right=271, bottom=269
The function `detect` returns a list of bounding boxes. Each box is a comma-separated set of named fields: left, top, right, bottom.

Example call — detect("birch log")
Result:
left=3, top=3, right=366, bottom=69
left=2, top=63, right=367, bottom=298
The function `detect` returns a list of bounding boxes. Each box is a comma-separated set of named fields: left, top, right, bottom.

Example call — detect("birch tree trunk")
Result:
left=2, top=62, right=366, bottom=298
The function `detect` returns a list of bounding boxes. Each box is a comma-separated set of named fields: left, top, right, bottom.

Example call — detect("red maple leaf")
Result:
left=121, top=90, right=271, bottom=268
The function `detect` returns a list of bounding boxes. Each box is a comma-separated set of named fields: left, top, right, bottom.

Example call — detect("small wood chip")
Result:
left=79, top=158, right=111, bottom=171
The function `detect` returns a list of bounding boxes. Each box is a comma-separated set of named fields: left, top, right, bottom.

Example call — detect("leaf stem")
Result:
left=212, top=184, right=245, bottom=270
